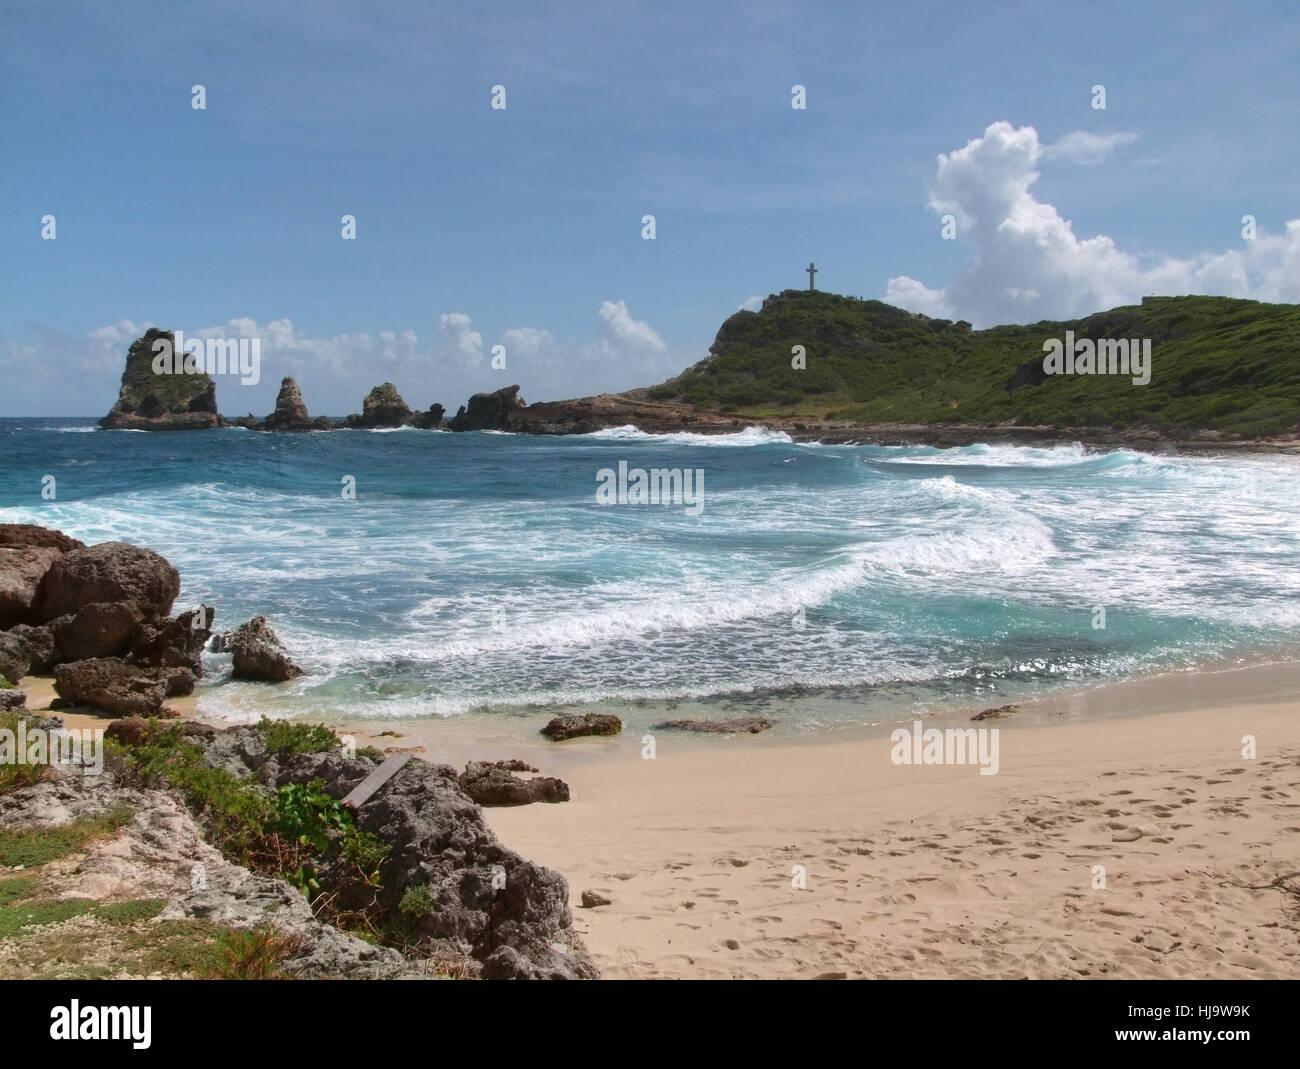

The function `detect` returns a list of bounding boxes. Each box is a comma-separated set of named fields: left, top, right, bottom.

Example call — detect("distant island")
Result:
left=100, top=293, right=1300, bottom=448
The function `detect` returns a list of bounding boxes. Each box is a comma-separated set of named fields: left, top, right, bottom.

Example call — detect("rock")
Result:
left=1112, top=826, right=1144, bottom=842
left=458, top=761, right=570, bottom=806
left=0, top=524, right=85, bottom=553
left=224, top=616, right=303, bottom=681
left=652, top=717, right=774, bottom=734
left=971, top=704, right=1019, bottom=721
left=448, top=385, right=526, bottom=432
left=37, top=541, right=181, bottom=624
left=53, top=601, right=144, bottom=661
left=407, top=403, right=446, bottom=429
left=0, top=689, right=26, bottom=712
left=540, top=713, right=622, bottom=741
left=0, top=632, right=30, bottom=683
left=100, top=328, right=226, bottom=431
left=0, top=545, right=65, bottom=628
left=579, top=891, right=611, bottom=908
left=202, top=731, right=598, bottom=978
left=129, top=605, right=214, bottom=674
left=52, top=657, right=171, bottom=717
left=345, top=383, right=413, bottom=428
left=5, top=624, right=56, bottom=673
left=261, top=377, right=332, bottom=432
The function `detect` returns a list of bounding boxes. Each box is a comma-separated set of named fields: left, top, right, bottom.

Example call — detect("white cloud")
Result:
left=1041, top=130, right=1138, bottom=165
left=885, top=121, right=1300, bottom=326
left=738, top=295, right=762, bottom=312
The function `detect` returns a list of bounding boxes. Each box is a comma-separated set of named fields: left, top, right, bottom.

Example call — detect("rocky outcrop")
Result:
left=100, top=328, right=225, bottom=431
left=447, top=385, right=526, bottom=432
left=37, top=542, right=180, bottom=624
left=258, top=377, right=332, bottom=432
left=407, top=403, right=446, bottom=430
left=652, top=717, right=774, bottom=734
left=0, top=633, right=30, bottom=683
left=345, top=383, right=413, bottom=428
left=129, top=606, right=213, bottom=675
left=458, top=760, right=570, bottom=806
left=52, top=657, right=173, bottom=717
left=540, top=713, right=622, bottom=741
left=0, top=688, right=26, bottom=712
left=0, top=524, right=84, bottom=629
left=52, top=602, right=144, bottom=662
left=222, top=616, right=302, bottom=681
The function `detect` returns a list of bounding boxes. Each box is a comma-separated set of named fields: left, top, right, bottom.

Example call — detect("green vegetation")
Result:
left=110, top=327, right=217, bottom=414
left=649, top=292, right=1300, bottom=437
left=0, top=806, right=134, bottom=867
left=257, top=716, right=340, bottom=757
left=204, top=926, right=302, bottom=980
left=0, top=675, right=14, bottom=689
left=0, top=712, right=54, bottom=796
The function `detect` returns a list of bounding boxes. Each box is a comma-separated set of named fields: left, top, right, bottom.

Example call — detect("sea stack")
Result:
left=448, top=384, right=526, bottom=431
left=260, top=377, right=332, bottom=431
left=346, top=383, right=413, bottom=428
left=100, top=328, right=225, bottom=430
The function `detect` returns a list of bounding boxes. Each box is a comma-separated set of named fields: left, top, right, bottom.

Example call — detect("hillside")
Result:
left=646, top=292, right=1300, bottom=439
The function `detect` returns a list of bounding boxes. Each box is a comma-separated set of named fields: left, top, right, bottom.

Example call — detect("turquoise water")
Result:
left=3, top=418, right=1299, bottom=733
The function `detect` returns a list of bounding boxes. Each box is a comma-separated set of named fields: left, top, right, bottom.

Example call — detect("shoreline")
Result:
left=18, top=659, right=1300, bottom=979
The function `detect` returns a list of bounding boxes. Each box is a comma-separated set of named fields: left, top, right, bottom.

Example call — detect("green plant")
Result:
left=201, top=925, right=301, bottom=980
left=257, top=717, right=340, bottom=757
left=398, top=883, right=435, bottom=918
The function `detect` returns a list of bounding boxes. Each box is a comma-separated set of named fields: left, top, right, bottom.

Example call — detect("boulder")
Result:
left=539, top=712, right=622, bottom=741
left=223, top=616, right=302, bottom=681
left=37, top=541, right=181, bottom=624
left=406, top=403, right=446, bottom=430
left=261, top=377, right=332, bottom=432
left=458, top=761, right=570, bottom=806
left=0, top=632, right=30, bottom=683
left=579, top=891, right=611, bottom=908
left=53, top=601, right=144, bottom=661
left=448, top=385, right=526, bottom=432
left=0, top=545, right=66, bottom=628
left=5, top=624, right=56, bottom=673
left=0, top=524, right=85, bottom=553
left=129, top=605, right=214, bottom=674
left=345, top=383, right=413, bottom=428
left=52, top=657, right=171, bottom=717
left=100, top=328, right=225, bottom=431
left=0, top=688, right=26, bottom=712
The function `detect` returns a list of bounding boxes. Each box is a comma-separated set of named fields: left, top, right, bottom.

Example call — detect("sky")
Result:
left=2, top=0, right=1297, bottom=417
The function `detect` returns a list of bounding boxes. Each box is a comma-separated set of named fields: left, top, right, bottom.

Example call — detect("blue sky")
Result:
left=2, top=0, right=1297, bottom=416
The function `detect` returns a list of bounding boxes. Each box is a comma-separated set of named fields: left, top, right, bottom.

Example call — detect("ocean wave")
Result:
left=582, top=424, right=794, bottom=447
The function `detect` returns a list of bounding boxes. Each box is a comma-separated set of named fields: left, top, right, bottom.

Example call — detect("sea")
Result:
left=3, top=417, right=1299, bottom=736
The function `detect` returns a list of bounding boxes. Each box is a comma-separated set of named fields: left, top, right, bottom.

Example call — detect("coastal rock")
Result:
left=224, top=616, right=303, bottom=681
left=53, top=601, right=144, bottom=662
left=652, top=717, right=774, bottom=734
left=129, top=605, right=214, bottom=674
left=458, top=760, right=570, bottom=806
left=204, top=731, right=598, bottom=979
left=0, top=632, right=31, bottom=683
left=4, top=624, right=57, bottom=673
left=100, top=328, right=225, bottom=431
left=407, top=403, right=446, bottom=430
left=540, top=712, right=623, bottom=741
left=0, top=545, right=66, bottom=628
left=261, top=377, right=332, bottom=432
left=37, top=541, right=181, bottom=624
left=346, top=383, right=413, bottom=428
left=448, top=385, right=526, bottom=432
left=0, top=688, right=26, bottom=712
left=0, top=524, right=86, bottom=554
left=52, top=657, right=172, bottom=717
left=579, top=891, right=611, bottom=908
left=971, top=704, right=1019, bottom=721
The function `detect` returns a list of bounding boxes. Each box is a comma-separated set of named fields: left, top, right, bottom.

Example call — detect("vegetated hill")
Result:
left=647, top=291, right=1300, bottom=438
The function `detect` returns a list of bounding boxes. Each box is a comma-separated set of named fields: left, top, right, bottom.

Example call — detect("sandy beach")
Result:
left=19, top=664, right=1300, bottom=980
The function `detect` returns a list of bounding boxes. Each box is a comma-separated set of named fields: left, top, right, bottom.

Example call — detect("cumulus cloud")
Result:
left=1040, top=130, right=1138, bottom=165
left=885, top=121, right=1300, bottom=327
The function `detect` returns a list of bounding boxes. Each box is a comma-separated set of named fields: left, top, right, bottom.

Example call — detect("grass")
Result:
left=257, top=717, right=340, bottom=757
left=0, top=712, right=55, bottom=796
left=0, top=805, right=135, bottom=868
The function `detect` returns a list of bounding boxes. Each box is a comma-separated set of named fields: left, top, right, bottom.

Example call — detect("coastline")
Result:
left=21, top=660, right=1299, bottom=979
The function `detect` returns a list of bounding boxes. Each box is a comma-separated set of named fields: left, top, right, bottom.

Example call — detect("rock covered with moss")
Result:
left=100, top=328, right=225, bottom=431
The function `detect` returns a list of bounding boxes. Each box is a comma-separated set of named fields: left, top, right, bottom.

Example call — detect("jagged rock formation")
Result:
left=447, top=385, right=527, bottom=431
left=345, top=383, right=413, bottom=428
left=407, top=403, right=446, bottom=429
left=256, top=377, right=332, bottom=432
left=221, top=616, right=302, bottom=681
left=458, top=760, right=570, bottom=806
left=540, top=713, right=622, bottom=740
left=100, top=328, right=225, bottom=431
